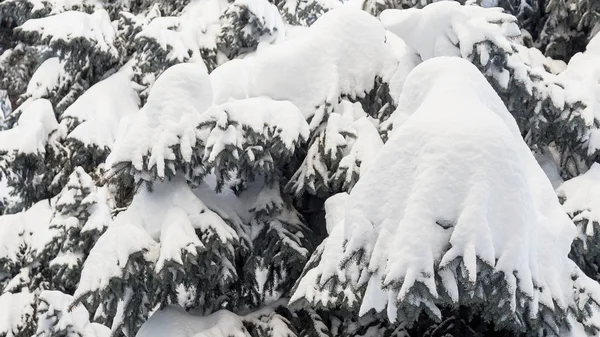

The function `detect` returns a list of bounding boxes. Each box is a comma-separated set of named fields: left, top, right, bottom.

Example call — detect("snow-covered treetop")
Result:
left=292, top=57, right=600, bottom=334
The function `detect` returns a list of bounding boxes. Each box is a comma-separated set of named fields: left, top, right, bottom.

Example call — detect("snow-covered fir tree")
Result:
left=1, top=0, right=600, bottom=336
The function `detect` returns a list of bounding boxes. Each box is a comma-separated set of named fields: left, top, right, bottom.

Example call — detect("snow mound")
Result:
left=16, top=9, right=116, bottom=55
left=135, top=306, right=246, bottom=337
left=210, top=7, right=398, bottom=123
left=37, top=291, right=109, bottom=337
left=25, top=57, right=66, bottom=100
left=62, top=68, right=140, bottom=149
left=106, top=62, right=212, bottom=178
left=0, top=99, right=59, bottom=153
left=292, top=57, right=600, bottom=332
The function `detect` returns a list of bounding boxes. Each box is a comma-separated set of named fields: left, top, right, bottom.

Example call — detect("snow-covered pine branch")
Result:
left=292, top=57, right=600, bottom=336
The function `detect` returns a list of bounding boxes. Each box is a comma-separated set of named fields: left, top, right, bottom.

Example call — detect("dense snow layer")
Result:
left=17, top=9, right=116, bottom=55
left=37, top=291, right=109, bottom=337
left=25, top=57, right=65, bottom=100
left=62, top=67, right=140, bottom=148
left=0, top=99, right=59, bottom=153
left=210, top=7, right=398, bottom=124
left=292, top=57, right=600, bottom=329
left=0, top=290, right=35, bottom=337
left=106, top=62, right=212, bottom=177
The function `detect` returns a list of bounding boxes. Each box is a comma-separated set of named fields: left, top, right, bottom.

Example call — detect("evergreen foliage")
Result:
left=0, top=0, right=599, bottom=337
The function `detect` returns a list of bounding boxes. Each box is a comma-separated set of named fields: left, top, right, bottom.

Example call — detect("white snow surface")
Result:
left=106, top=62, right=212, bottom=177
left=0, top=290, right=35, bottom=337
left=292, top=57, right=600, bottom=325
left=62, top=67, right=140, bottom=149
left=381, top=2, right=599, bottom=157
left=119, top=177, right=239, bottom=243
left=25, top=57, right=65, bottom=100
left=0, top=200, right=53, bottom=266
left=380, top=2, right=520, bottom=61
left=210, top=7, right=398, bottom=123
left=0, top=99, right=60, bottom=153
left=324, top=192, right=348, bottom=235
left=76, top=176, right=242, bottom=296
left=17, top=9, right=116, bottom=55
left=37, top=291, right=109, bottom=337
left=557, top=163, right=600, bottom=230
left=136, top=306, right=247, bottom=337
left=74, top=219, right=159, bottom=298
left=559, top=34, right=600, bottom=153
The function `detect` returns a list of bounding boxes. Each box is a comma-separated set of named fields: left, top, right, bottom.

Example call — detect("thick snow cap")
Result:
left=106, top=62, right=212, bottom=178
left=210, top=7, right=397, bottom=122
left=292, top=57, right=600, bottom=332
